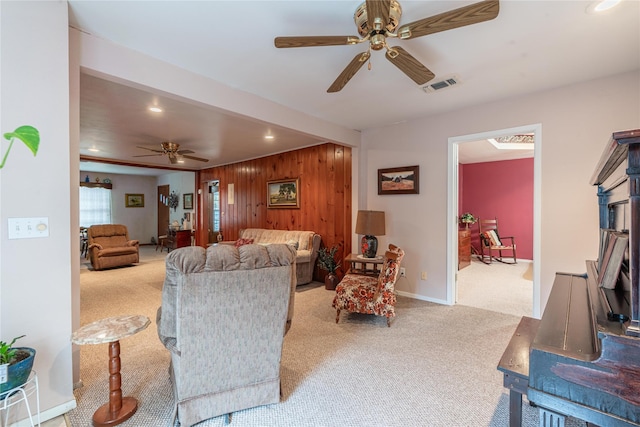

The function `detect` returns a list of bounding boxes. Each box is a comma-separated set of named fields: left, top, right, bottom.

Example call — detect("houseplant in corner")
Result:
left=0, top=335, right=36, bottom=394
left=317, top=245, right=341, bottom=291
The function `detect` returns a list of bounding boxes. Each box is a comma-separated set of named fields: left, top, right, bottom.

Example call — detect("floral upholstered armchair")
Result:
left=332, top=244, right=404, bottom=327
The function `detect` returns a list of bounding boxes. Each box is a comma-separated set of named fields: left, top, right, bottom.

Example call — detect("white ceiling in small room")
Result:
left=459, top=135, right=534, bottom=165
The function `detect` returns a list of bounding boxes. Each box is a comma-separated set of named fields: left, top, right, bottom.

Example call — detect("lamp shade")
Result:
left=355, top=210, right=385, bottom=236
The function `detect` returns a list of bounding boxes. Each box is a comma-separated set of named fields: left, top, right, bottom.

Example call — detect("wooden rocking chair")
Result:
left=478, top=218, right=517, bottom=264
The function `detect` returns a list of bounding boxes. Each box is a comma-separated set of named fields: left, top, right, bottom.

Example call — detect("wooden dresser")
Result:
left=166, top=228, right=193, bottom=250
left=458, top=229, right=471, bottom=270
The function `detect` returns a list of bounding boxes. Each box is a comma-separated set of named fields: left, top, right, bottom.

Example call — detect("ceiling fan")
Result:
left=134, top=142, right=209, bottom=164
left=274, top=0, right=499, bottom=93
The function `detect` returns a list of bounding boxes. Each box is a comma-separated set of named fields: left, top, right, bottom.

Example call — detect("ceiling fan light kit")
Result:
left=274, top=0, right=500, bottom=93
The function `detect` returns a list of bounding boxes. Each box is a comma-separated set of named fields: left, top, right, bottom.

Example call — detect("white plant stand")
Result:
left=0, top=370, right=40, bottom=427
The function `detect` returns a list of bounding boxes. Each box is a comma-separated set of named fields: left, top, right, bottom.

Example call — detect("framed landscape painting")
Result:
left=125, top=193, right=144, bottom=208
left=267, top=178, right=300, bottom=208
left=378, top=165, right=419, bottom=195
left=183, top=193, right=194, bottom=210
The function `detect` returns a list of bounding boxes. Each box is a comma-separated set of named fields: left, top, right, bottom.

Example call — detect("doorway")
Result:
left=447, top=124, right=542, bottom=318
left=157, top=184, right=170, bottom=240
left=207, top=180, right=221, bottom=244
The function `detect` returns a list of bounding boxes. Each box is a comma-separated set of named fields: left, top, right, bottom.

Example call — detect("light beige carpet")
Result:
left=70, top=249, right=585, bottom=427
left=457, top=258, right=533, bottom=317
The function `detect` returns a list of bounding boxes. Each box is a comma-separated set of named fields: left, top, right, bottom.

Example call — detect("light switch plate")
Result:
left=8, top=217, right=49, bottom=239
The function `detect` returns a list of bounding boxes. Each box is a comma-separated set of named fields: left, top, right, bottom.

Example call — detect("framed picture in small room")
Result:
left=125, top=193, right=144, bottom=208
left=183, top=193, right=194, bottom=210
left=267, top=178, right=300, bottom=208
left=378, top=165, right=419, bottom=195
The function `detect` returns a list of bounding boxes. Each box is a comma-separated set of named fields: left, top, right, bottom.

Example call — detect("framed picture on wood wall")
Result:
left=125, top=193, right=144, bottom=208
left=267, top=178, right=300, bottom=208
left=378, top=165, right=420, bottom=195
left=183, top=193, right=194, bottom=210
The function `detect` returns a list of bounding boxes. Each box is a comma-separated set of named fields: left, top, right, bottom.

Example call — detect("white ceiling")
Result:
left=68, top=0, right=639, bottom=174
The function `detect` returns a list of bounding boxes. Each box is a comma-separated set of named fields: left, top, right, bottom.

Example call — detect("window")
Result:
left=79, top=186, right=112, bottom=227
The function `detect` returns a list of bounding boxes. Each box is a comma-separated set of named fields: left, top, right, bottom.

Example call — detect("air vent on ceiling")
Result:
left=422, top=75, right=461, bottom=93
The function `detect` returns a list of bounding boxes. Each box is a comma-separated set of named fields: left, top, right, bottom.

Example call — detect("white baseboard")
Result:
left=11, top=399, right=76, bottom=427
left=396, top=290, right=450, bottom=305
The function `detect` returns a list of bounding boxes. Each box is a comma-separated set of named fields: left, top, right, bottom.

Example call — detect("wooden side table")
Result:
left=344, top=253, right=384, bottom=277
left=458, top=229, right=471, bottom=270
left=72, top=314, right=150, bottom=427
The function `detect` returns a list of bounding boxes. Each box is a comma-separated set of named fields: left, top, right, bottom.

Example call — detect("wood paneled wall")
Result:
left=195, top=143, right=352, bottom=280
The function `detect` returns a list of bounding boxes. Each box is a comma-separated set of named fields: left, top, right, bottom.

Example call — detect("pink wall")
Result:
left=460, top=157, right=534, bottom=260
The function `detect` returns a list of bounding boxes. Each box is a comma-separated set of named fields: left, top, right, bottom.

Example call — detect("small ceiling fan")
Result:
left=134, top=142, right=209, bottom=164
left=274, top=0, right=499, bottom=92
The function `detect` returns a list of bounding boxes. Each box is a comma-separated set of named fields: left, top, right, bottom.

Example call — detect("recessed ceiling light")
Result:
left=587, top=0, right=621, bottom=13
left=149, top=106, right=163, bottom=113
left=264, top=135, right=275, bottom=140
left=88, top=148, right=100, bottom=152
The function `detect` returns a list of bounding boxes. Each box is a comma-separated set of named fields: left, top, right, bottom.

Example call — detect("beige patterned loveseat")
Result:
left=156, top=243, right=296, bottom=426
left=238, top=228, right=321, bottom=285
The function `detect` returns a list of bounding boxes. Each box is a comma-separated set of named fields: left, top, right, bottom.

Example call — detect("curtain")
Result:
left=79, top=186, right=112, bottom=227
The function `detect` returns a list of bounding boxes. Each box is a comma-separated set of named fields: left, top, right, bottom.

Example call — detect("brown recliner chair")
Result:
left=87, top=224, right=139, bottom=270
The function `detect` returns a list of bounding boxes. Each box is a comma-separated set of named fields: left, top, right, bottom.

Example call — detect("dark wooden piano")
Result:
left=500, top=129, right=640, bottom=427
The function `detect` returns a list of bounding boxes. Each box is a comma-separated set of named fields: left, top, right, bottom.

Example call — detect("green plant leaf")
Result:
left=3, top=125, right=40, bottom=156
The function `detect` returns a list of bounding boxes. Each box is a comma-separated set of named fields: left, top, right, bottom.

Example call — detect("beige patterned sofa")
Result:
left=238, top=228, right=321, bottom=285
left=156, top=243, right=296, bottom=426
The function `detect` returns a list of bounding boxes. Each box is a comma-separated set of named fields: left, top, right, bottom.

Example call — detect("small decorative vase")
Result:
left=217, top=232, right=223, bottom=243
left=325, top=273, right=338, bottom=291
left=360, top=235, right=378, bottom=258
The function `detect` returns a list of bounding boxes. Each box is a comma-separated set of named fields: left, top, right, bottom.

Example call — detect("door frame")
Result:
left=447, top=123, right=542, bottom=318
left=157, top=184, right=170, bottom=240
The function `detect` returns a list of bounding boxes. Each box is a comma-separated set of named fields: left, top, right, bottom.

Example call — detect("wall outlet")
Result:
left=421, top=271, right=427, bottom=280
left=400, top=267, right=406, bottom=277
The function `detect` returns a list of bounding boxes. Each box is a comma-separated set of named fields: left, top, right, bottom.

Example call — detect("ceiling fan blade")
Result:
left=132, top=153, right=163, bottom=158
left=396, top=0, right=499, bottom=40
left=176, top=149, right=195, bottom=155
left=385, top=46, right=435, bottom=85
left=275, top=36, right=360, bottom=48
left=136, top=146, right=164, bottom=153
left=327, top=51, right=371, bottom=93
left=366, top=0, right=391, bottom=32
left=182, top=154, right=209, bottom=163
left=169, top=156, right=178, bottom=165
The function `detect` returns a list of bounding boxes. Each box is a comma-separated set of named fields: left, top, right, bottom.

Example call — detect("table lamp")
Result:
left=355, top=210, right=385, bottom=258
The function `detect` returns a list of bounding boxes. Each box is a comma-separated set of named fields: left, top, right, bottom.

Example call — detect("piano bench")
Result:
left=497, top=316, right=540, bottom=427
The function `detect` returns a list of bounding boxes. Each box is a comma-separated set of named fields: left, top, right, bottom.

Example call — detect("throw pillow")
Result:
left=234, top=238, right=254, bottom=248
left=286, top=239, right=299, bottom=250
left=488, top=230, right=502, bottom=246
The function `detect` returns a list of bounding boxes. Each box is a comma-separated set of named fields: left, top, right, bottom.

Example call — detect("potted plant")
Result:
left=460, top=212, right=477, bottom=229
left=1, top=125, right=40, bottom=169
left=0, top=335, right=36, bottom=394
left=317, top=245, right=341, bottom=290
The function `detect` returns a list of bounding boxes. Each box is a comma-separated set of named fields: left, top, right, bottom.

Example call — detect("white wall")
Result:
left=80, top=171, right=159, bottom=243
left=0, top=1, right=76, bottom=422
left=361, top=70, right=640, bottom=311
left=157, top=171, right=196, bottom=228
